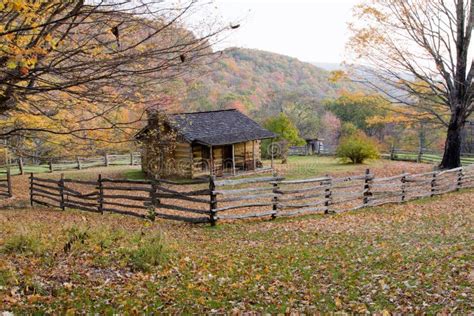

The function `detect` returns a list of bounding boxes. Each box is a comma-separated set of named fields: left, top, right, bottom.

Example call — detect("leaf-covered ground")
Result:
left=1, top=188, right=473, bottom=313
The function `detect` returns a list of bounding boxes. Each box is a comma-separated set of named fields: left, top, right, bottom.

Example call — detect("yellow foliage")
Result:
left=328, top=70, right=348, bottom=83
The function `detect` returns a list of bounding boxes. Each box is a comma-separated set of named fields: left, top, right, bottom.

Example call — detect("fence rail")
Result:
left=385, top=148, right=474, bottom=165
left=288, top=146, right=332, bottom=156
left=2, top=152, right=141, bottom=176
left=209, top=166, right=474, bottom=223
left=29, top=164, right=474, bottom=225
left=30, top=174, right=211, bottom=223
left=0, top=168, right=12, bottom=198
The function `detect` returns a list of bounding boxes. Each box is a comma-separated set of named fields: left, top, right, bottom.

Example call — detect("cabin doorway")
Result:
left=222, top=145, right=233, bottom=173
left=201, top=146, right=210, bottom=171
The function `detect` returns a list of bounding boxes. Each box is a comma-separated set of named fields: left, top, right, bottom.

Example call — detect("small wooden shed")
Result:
left=137, top=109, right=275, bottom=178
left=305, top=138, right=324, bottom=155
left=462, top=121, right=474, bottom=153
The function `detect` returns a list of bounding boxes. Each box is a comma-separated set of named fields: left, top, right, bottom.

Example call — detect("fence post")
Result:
left=430, top=172, right=437, bottom=197
left=209, top=176, right=217, bottom=226
left=270, top=142, right=274, bottom=171
left=390, top=145, right=395, bottom=160
left=98, top=174, right=104, bottom=214
left=6, top=167, right=12, bottom=197
left=147, top=179, right=159, bottom=221
left=29, top=173, right=34, bottom=206
left=363, top=168, right=372, bottom=205
left=49, top=161, right=53, bottom=173
left=76, top=157, right=82, bottom=170
left=59, top=173, right=65, bottom=210
left=417, top=147, right=423, bottom=163
left=130, top=152, right=134, bottom=166
left=104, top=153, right=109, bottom=167
left=401, top=173, right=407, bottom=202
left=18, top=157, right=24, bottom=175
left=324, top=175, right=332, bottom=214
left=456, top=168, right=463, bottom=191
left=271, top=173, right=279, bottom=219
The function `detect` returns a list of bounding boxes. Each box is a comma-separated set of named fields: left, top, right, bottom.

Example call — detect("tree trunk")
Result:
left=439, top=119, right=464, bottom=169
left=280, top=140, right=288, bottom=164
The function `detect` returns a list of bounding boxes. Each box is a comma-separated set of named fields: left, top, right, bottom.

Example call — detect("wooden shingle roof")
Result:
left=167, top=109, right=275, bottom=146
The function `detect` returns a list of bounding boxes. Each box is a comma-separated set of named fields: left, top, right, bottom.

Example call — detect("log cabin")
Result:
left=136, top=109, right=276, bottom=178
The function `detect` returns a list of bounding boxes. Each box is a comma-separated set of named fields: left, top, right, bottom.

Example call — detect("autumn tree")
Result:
left=263, top=112, right=305, bottom=164
left=317, top=111, right=342, bottom=152
left=367, top=102, right=448, bottom=152
left=325, top=92, right=389, bottom=139
left=0, top=0, right=231, bottom=153
left=348, top=0, right=473, bottom=168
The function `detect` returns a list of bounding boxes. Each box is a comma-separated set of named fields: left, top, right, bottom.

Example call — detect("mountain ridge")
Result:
left=181, top=47, right=361, bottom=117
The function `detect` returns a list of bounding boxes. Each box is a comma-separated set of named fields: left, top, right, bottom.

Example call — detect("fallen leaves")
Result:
left=0, top=184, right=473, bottom=313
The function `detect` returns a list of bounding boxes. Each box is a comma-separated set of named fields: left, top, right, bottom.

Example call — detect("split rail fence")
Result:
left=2, top=152, right=141, bottom=176
left=29, top=165, right=474, bottom=225
left=0, top=168, right=12, bottom=198
left=385, top=148, right=474, bottom=165
left=29, top=174, right=211, bottom=223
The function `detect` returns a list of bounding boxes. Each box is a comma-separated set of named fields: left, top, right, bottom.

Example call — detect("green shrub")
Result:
left=0, top=268, right=15, bottom=287
left=125, top=233, right=172, bottom=272
left=2, top=234, right=43, bottom=255
left=63, top=227, right=89, bottom=253
left=336, top=134, right=380, bottom=164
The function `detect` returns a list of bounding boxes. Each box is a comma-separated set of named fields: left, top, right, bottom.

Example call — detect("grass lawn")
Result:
left=2, top=156, right=432, bottom=184
left=0, top=159, right=137, bottom=177
left=0, top=188, right=472, bottom=313
left=264, top=156, right=432, bottom=179
left=118, top=156, right=433, bottom=181
left=0, top=165, right=52, bottom=176
left=267, top=156, right=390, bottom=179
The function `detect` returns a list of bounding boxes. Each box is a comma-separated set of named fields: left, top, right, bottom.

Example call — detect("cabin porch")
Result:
left=191, top=140, right=272, bottom=178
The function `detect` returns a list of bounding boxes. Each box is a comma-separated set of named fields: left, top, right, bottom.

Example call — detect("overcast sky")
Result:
left=213, top=0, right=361, bottom=64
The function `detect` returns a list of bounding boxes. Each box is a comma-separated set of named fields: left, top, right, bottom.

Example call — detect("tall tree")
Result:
left=325, top=92, right=389, bottom=139
left=348, top=0, right=473, bottom=168
left=0, top=0, right=230, bottom=143
left=264, top=112, right=305, bottom=164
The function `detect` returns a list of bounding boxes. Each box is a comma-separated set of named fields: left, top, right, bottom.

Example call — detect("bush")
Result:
left=124, top=233, right=172, bottom=272
left=0, top=268, right=15, bottom=287
left=340, top=122, right=359, bottom=138
left=2, top=234, right=43, bottom=255
left=336, top=134, right=380, bottom=164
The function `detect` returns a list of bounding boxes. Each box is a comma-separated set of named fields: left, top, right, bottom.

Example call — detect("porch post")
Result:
left=252, top=140, right=256, bottom=170
left=231, top=144, right=236, bottom=176
left=271, top=139, right=274, bottom=170
left=210, top=145, right=214, bottom=176
left=243, top=142, right=247, bottom=171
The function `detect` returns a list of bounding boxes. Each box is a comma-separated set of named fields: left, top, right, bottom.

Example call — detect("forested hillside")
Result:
left=180, top=48, right=360, bottom=119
